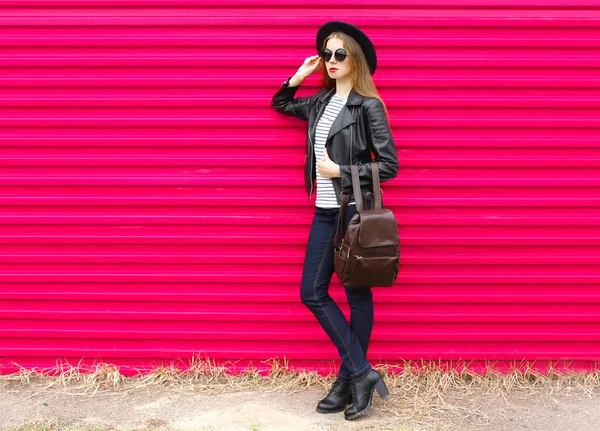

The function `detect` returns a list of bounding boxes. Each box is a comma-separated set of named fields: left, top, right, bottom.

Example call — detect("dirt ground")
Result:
left=2, top=376, right=600, bottom=431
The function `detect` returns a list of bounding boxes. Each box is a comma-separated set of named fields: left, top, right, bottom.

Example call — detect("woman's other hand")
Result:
left=317, top=149, right=341, bottom=178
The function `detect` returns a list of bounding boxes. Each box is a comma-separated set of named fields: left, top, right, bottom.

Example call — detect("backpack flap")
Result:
left=357, top=209, right=399, bottom=248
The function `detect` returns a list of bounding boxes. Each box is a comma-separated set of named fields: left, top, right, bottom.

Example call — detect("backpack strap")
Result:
left=334, top=165, right=360, bottom=250
left=334, top=190, right=350, bottom=250
left=335, top=162, right=383, bottom=249
left=370, top=162, right=382, bottom=209
left=351, top=164, right=364, bottom=211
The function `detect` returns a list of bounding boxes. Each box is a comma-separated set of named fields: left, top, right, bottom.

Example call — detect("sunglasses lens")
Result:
left=320, top=49, right=332, bottom=61
left=335, top=49, right=347, bottom=61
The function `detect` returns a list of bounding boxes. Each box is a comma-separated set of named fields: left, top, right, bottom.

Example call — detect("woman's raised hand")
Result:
left=297, top=55, right=323, bottom=79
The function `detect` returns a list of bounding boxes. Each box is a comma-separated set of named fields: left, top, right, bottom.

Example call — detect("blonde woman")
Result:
left=271, top=21, right=398, bottom=420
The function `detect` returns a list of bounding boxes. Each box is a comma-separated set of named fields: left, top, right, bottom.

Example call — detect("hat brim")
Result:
left=316, top=21, right=377, bottom=75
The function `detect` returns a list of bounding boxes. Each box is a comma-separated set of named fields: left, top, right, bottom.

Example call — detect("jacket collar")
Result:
left=309, top=86, right=362, bottom=148
left=317, top=86, right=364, bottom=106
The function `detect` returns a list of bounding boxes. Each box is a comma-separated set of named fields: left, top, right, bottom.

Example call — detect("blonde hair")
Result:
left=318, top=32, right=391, bottom=124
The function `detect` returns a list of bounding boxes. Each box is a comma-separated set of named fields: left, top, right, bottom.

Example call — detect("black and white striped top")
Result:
left=314, top=94, right=356, bottom=209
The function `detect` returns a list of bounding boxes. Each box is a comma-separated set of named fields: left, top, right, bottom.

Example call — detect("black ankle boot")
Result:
left=344, top=369, right=390, bottom=420
left=316, top=376, right=353, bottom=414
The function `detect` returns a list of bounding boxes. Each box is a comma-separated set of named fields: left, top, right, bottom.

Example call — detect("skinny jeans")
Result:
left=300, top=202, right=374, bottom=379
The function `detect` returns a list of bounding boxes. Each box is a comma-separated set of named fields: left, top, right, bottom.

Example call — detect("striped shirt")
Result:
left=314, top=94, right=356, bottom=209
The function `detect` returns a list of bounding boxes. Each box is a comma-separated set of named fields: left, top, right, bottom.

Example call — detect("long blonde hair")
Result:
left=319, top=32, right=390, bottom=124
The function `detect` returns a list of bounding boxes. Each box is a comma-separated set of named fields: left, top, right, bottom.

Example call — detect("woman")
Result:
left=271, top=21, right=399, bottom=421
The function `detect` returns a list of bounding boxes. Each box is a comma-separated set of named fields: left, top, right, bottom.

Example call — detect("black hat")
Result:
left=316, top=21, right=377, bottom=75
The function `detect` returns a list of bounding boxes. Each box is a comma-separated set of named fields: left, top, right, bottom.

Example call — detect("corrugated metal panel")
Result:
left=1, top=1, right=600, bottom=376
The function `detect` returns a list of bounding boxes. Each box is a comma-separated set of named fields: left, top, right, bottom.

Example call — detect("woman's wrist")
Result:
left=289, top=73, right=306, bottom=87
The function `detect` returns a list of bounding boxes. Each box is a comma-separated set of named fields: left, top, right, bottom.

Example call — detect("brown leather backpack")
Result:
left=333, top=162, right=400, bottom=288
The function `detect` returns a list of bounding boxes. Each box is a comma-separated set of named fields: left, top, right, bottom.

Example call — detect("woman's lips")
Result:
left=329, top=68, right=338, bottom=72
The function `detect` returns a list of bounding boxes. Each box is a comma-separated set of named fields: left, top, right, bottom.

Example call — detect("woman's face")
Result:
left=323, top=37, right=352, bottom=81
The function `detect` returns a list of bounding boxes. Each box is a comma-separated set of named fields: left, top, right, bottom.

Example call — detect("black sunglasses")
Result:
left=320, top=48, right=350, bottom=62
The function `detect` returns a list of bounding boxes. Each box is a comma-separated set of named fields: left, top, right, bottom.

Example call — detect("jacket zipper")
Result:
left=349, top=108, right=354, bottom=203
left=308, top=127, right=314, bottom=199
left=309, top=99, right=325, bottom=200
left=350, top=107, right=354, bottom=166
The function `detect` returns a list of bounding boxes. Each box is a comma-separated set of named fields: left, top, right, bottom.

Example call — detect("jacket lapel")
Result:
left=310, top=87, right=364, bottom=144
left=309, top=87, right=333, bottom=146
left=327, top=105, right=356, bottom=141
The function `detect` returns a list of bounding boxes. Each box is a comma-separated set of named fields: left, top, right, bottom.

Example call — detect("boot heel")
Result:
left=374, top=377, right=390, bottom=400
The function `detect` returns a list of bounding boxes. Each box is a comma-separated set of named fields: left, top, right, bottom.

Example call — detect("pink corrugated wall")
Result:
left=1, top=1, right=600, bottom=376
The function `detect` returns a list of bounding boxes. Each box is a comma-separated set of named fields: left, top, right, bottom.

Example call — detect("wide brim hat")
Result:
left=316, top=21, right=377, bottom=75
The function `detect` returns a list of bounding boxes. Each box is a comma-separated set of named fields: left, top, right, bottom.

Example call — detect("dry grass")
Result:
left=4, top=355, right=600, bottom=395
left=2, top=355, right=600, bottom=431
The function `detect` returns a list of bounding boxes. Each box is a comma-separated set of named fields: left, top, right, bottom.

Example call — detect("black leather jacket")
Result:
left=271, top=82, right=398, bottom=205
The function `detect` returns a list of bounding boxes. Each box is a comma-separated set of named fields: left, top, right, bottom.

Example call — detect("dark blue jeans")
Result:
left=300, top=203, right=374, bottom=379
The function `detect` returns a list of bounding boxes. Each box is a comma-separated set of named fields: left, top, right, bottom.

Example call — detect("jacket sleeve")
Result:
left=339, top=99, right=399, bottom=189
left=271, top=82, right=322, bottom=122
